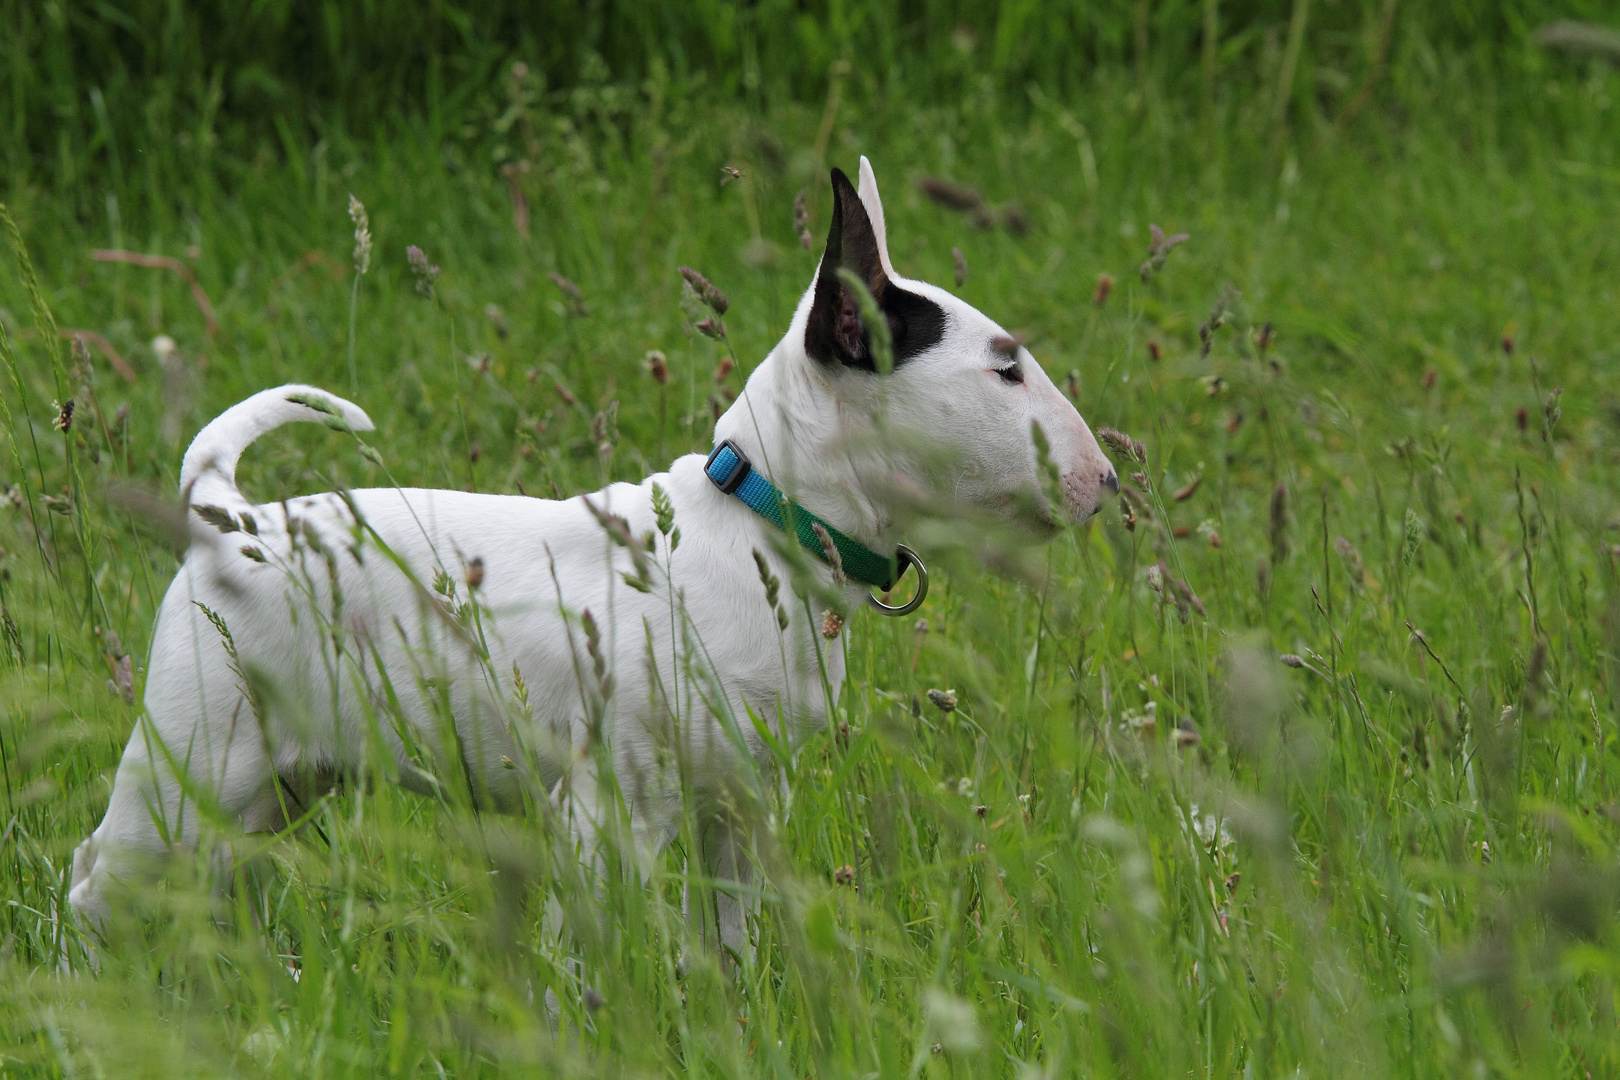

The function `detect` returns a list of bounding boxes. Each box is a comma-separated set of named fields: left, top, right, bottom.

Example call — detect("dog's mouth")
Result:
left=992, top=490, right=1068, bottom=540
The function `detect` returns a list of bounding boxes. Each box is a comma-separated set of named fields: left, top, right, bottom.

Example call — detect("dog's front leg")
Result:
left=696, top=813, right=758, bottom=970
left=538, top=753, right=677, bottom=1023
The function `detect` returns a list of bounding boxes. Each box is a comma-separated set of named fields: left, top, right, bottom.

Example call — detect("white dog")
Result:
left=70, top=158, right=1116, bottom=957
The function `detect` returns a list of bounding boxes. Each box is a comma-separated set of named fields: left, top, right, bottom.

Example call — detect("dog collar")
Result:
left=704, top=439, right=927, bottom=615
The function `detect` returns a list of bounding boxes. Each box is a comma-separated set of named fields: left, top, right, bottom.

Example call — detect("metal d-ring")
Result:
left=867, top=544, right=928, bottom=617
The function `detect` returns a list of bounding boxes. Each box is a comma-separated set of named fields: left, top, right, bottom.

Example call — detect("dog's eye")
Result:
left=995, top=363, right=1024, bottom=385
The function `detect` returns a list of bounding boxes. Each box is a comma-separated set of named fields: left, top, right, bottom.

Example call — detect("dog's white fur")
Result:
left=70, top=159, right=1114, bottom=952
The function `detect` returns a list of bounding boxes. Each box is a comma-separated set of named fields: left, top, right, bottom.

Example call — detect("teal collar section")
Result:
left=704, top=440, right=898, bottom=590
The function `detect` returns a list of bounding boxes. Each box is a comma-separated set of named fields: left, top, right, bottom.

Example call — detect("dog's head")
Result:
left=765, top=158, right=1116, bottom=534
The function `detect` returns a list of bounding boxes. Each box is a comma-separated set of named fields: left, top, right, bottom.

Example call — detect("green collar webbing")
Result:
left=703, top=439, right=899, bottom=589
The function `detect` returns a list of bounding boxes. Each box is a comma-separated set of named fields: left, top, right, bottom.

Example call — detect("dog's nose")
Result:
left=1101, top=470, right=1119, bottom=494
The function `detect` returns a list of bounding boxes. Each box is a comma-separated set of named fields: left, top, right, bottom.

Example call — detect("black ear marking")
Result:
left=805, top=167, right=946, bottom=372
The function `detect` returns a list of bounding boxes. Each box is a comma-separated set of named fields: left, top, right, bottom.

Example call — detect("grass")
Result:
left=3, top=45, right=1620, bottom=1077
left=4, top=0, right=1614, bottom=182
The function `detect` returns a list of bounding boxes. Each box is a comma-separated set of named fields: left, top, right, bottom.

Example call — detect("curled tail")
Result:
left=180, top=384, right=374, bottom=506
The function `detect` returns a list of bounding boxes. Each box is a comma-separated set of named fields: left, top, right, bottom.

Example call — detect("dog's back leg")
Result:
left=70, top=685, right=282, bottom=934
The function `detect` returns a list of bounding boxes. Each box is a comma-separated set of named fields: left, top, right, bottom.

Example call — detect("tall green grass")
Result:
left=3, top=33, right=1620, bottom=1078
left=5, top=0, right=1619, bottom=207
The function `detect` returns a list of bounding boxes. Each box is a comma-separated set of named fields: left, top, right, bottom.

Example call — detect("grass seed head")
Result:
left=927, top=688, right=957, bottom=713
left=752, top=548, right=781, bottom=610
left=793, top=190, right=813, bottom=249
left=645, top=349, right=669, bottom=384
left=918, top=177, right=985, bottom=213
left=1269, top=483, right=1290, bottom=563
left=581, top=608, right=605, bottom=680
left=465, top=557, right=484, bottom=591
left=811, top=521, right=845, bottom=587
left=952, top=246, right=968, bottom=288
left=1525, top=636, right=1548, bottom=703
left=1139, top=223, right=1190, bottom=283
left=484, top=303, right=509, bottom=339
left=713, top=356, right=733, bottom=382
left=549, top=271, right=588, bottom=316
left=650, top=483, right=676, bottom=538
left=996, top=204, right=1029, bottom=236
left=1222, top=643, right=1289, bottom=758
left=1065, top=370, right=1081, bottom=400
left=107, top=653, right=134, bottom=702
left=1097, top=426, right=1148, bottom=464
left=922, top=989, right=982, bottom=1054
left=1335, top=536, right=1366, bottom=587
left=406, top=245, right=439, bottom=299
left=348, top=195, right=372, bottom=275
left=1162, top=568, right=1207, bottom=623
left=1198, top=285, right=1240, bottom=358
left=1093, top=273, right=1113, bottom=307
left=678, top=266, right=729, bottom=315
left=1401, top=507, right=1423, bottom=565
left=70, top=333, right=91, bottom=382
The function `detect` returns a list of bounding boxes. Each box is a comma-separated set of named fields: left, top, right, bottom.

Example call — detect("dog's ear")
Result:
left=806, top=164, right=945, bottom=371
left=856, top=155, right=896, bottom=279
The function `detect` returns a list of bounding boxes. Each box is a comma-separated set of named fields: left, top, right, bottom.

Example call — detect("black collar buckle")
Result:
left=704, top=439, right=752, bottom=495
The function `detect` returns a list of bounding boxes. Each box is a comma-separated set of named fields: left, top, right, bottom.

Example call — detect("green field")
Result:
left=4, top=5, right=1620, bottom=1076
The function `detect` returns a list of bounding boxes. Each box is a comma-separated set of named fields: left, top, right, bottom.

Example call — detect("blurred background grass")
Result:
left=6, top=0, right=1620, bottom=218
left=3, top=2, right=1620, bottom=1077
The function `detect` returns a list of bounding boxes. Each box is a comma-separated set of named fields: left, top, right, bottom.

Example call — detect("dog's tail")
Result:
left=180, top=384, right=374, bottom=506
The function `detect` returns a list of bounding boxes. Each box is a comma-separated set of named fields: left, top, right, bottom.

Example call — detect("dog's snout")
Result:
left=1101, top=470, right=1119, bottom=495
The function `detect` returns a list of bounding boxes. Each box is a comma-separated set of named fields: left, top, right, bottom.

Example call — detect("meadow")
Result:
left=3, top=7, right=1620, bottom=1076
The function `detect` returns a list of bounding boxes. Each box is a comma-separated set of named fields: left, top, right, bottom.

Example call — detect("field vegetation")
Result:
left=3, top=2, right=1620, bottom=1076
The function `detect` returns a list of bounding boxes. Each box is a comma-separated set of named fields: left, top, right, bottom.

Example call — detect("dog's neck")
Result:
left=711, top=343, right=893, bottom=554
